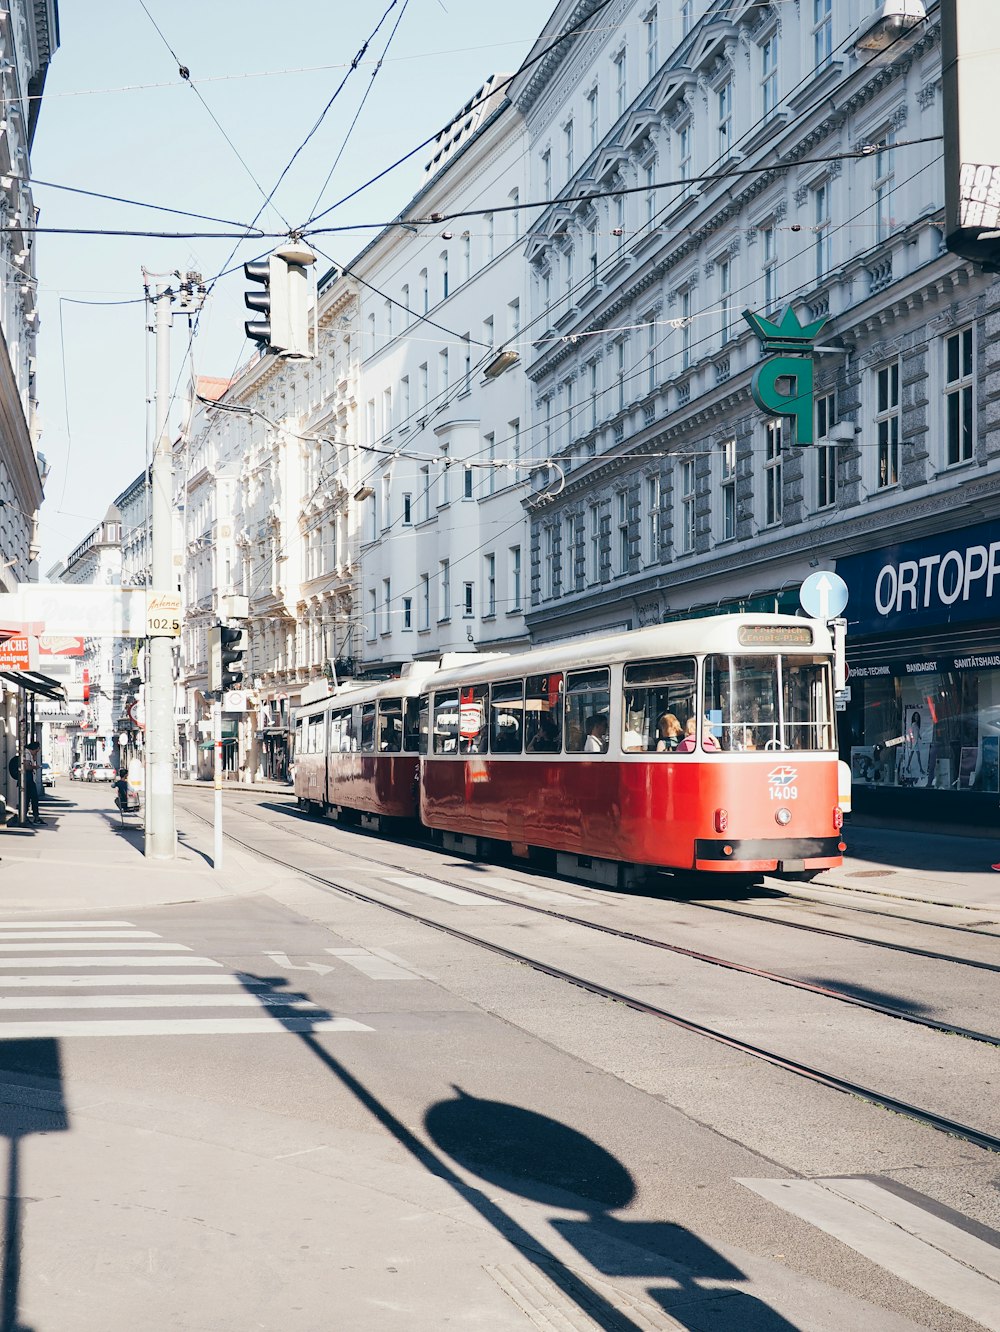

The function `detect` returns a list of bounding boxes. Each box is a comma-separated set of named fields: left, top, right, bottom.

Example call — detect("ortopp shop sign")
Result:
left=838, top=519, right=1000, bottom=636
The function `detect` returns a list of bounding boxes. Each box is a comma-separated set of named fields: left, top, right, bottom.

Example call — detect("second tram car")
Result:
left=418, top=616, right=844, bottom=883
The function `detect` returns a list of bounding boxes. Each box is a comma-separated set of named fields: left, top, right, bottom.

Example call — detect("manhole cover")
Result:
left=848, top=870, right=895, bottom=878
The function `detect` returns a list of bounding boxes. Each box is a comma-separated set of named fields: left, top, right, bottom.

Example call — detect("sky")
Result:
left=29, top=0, right=551, bottom=572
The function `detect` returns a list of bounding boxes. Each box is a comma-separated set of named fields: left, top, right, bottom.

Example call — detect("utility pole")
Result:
left=142, top=269, right=206, bottom=859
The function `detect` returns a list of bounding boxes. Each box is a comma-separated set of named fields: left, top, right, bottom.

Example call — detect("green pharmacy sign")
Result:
left=742, top=305, right=829, bottom=445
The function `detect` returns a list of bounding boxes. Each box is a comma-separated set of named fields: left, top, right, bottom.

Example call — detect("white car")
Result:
left=87, top=762, right=116, bottom=783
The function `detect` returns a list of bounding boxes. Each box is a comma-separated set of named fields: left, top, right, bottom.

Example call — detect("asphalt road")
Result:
left=1, top=788, right=998, bottom=1331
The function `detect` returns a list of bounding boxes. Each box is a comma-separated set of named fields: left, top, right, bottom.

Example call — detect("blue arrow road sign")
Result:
left=800, top=570, right=849, bottom=621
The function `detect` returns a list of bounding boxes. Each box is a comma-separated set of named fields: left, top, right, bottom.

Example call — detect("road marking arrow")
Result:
left=262, top=951, right=335, bottom=975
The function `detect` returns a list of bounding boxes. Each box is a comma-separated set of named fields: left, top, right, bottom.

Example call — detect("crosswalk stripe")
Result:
left=0, top=974, right=257, bottom=987
left=0, top=942, right=189, bottom=952
left=739, top=1177, right=1000, bottom=1331
left=384, top=874, right=507, bottom=906
left=0, top=1016, right=373, bottom=1037
left=0, top=956, right=221, bottom=969
left=0, top=920, right=135, bottom=928
left=0, top=931, right=161, bottom=941
left=0, top=994, right=323, bottom=1010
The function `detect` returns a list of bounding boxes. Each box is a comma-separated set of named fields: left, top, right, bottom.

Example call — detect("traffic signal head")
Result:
left=243, top=242, right=316, bottom=358
left=220, top=626, right=247, bottom=691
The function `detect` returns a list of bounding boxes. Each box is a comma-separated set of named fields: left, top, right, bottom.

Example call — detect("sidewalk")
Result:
left=0, top=780, right=284, bottom=914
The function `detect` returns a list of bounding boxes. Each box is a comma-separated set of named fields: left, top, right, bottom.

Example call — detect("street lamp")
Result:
left=854, top=1, right=927, bottom=53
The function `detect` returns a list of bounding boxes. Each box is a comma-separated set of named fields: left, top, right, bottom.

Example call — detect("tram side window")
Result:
left=294, top=718, right=303, bottom=759
left=705, top=655, right=777, bottom=751
left=417, top=695, right=430, bottom=755
left=360, top=703, right=377, bottom=753
left=490, top=680, right=524, bottom=753
left=565, top=668, right=611, bottom=753
left=459, top=685, right=489, bottom=754
left=308, top=714, right=323, bottom=753
left=622, top=658, right=697, bottom=752
left=433, top=691, right=460, bottom=754
left=378, top=698, right=403, bottom=753
left=404, top=698, right=422, bottom=753
left=782, top=658, right=834, bottom=750
left=332, top=707, right=357, bottom=752
left=525, top=673, right=563, bottom=753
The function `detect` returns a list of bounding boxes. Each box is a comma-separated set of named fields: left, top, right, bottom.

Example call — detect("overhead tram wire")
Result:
left=137, top=0, right=290, bottom=232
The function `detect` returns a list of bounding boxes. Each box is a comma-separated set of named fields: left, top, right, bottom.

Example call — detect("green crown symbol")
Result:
left=742, top=304, right=828, bottom=352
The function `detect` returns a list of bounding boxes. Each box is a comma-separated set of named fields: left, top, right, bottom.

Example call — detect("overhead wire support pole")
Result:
left=143, top=268, right=206, bottom=860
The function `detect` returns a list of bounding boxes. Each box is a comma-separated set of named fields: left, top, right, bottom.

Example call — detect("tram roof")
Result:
left=426, top=615, right=833, bottom=691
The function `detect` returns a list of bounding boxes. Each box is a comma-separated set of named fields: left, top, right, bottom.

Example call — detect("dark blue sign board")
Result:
left=837, top=519, right=1000, bottom=636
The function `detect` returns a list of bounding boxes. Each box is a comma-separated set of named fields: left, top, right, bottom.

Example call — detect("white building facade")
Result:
left=346, top=77, right=532, bottom=669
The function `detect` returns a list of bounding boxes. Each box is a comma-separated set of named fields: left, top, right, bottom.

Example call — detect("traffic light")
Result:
left=243, top=241, right=317, bottom=358
left=207, top=623, right=247, bottom=694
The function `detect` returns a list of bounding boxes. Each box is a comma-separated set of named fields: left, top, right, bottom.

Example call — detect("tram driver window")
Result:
left=622, top=658, right=697, bottom=752
left=403, top=699, right=422, bottom=753
left=294, top=718, right=303, bottom=759
left=565, top=668, right=611, bottom=753
left=459, top=685, right=489, bottom=754
left=704, top=654, right=834, bottom=751
left=525, top=673, right=563, bottom=752
left=417, top=695, right=430, bottom=755
left=433, top=692, right=460, bottom=753
left=490, top=680, right=524, bottom=753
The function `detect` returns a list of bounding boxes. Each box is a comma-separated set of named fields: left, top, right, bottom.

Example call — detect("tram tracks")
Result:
left=179, top=793, right=1000, bottom=1156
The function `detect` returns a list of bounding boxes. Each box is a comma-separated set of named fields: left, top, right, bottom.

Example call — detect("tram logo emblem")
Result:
left=767, top=766, right=798, bottom=787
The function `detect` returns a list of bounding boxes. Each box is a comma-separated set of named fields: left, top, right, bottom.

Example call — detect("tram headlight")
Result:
left=775, top=806, right=792, bottom=826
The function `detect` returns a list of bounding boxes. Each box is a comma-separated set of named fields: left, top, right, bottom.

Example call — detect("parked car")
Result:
left=87, top=762, right=116, bottom=783
left=41, top=762, right=54, bottom=789
left=70, top=761, right=85, bottom=781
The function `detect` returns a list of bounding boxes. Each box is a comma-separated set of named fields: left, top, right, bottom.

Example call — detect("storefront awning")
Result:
left=0, top=670, right=67, bottom=702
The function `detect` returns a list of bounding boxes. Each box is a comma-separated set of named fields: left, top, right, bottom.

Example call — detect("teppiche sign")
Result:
left=0, top=636, right=37, bottom=670
left=838, top=519, right=1000, bottom=635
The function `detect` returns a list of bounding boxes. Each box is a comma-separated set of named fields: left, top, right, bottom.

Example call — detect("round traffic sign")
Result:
left=799, top=570, right=849, bottom=620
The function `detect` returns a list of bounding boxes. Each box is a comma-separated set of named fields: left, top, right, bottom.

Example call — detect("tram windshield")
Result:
left=704, top=655, right=835, bottom=751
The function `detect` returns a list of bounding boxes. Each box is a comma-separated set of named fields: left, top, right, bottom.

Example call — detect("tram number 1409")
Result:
left=767, top=767, right=799, bottom=801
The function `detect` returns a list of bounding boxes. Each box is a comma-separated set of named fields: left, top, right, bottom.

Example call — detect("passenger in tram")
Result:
left=584, top=714, right=609, bottom=753
left=622, top=711, right=645, bottom=752
left=655, top=712, right=683, bottom=752
left=527, top=713, right=560, bottom=753
left=677, top=717, right=721, bottom=752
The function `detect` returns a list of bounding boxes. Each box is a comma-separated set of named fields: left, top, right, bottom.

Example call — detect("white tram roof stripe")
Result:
left=425, top=615, right=832, bottom=692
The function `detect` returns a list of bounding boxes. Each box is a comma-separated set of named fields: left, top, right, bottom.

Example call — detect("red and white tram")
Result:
left=293, top=666, right=432, bottom=825
left=293, top=615, right=845, bottom=883
left=419, top=615, right=844, bottom=883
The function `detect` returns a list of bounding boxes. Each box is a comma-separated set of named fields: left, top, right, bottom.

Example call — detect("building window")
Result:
left=367, top=588, right=377, bottom=641
left=718, top=79, right=733, bottom=157
left=462, top=233, right=471, bottom=282
left=874, top=126, right=896, bottom=243
left=383, top=386, right=393, bottom=431
left=588, top=85, right=599, bottom=151
left=678, top=121, right=692, bottom=183
left=485, top=553, right=496, bottom=616
left=764, top=418, right=783, bottom=525
left=485, top=213, right=494, bottom=261
left=420, top=464, right=431, bottom=521
left=510, top=189, right=520, bottom=239
left=681, top=289, right=692, bottom=370
left=564, top=244, right=574, bottom=296
left=545, top=527, right=557, bottom=598
left=719, top=438, right=736, bottom=541
left=510, top=545, right=522, bottom=611
left=761, top=31, right=778, bottom=117
left=485, top=433, right=496, bottom=495
left=816, top=392, right=837, bottom=509
left=402, top=492, right=412, bottom=525
left=463, top=581, right=474, bottom=618
left=813, top=180, right=831, bottom=280
left=644, top=474, right=660, bottom=563
left=542, top=147, right=552, bottom=196
left=645, top=7, right=658, bottom=81
left=875, top=361, right=900, bottom=489
left=813, top=0, right=833, bottom=69
left=420, top=574, right=430, bottom=630
left=681, top=0, right=693, bottom=35
left=590, top=360, right=599, bottom=429
left=508, top=298, right=520, bottom=337
left=645, top=159, right=657, bottom=226
left=615, top=339, right=626, bottom=412
left=614, top=49, right=627, bottom=117
left=400, top=374, right=410, bottom=423
left=718, top=257, right=731, bottom=343
left=439, top=559, right=451, bottom=621
left=440, top=251, right=449, bottom=300
left=419, top=362, right=428, bottom=409
left=402, top=596, right=413, bottom=631
left=380, top=473, right=391, bottom=530
left=588, top=223, right=599, bottom=286
left=463, top=466, right=474, bottom=499
left=589, top=503, right=601, bottom=583
left=679, top=459, right=696, bottom=553
left=945, top=327, right=974, bottom=466
left=616, top=490, right=630, bottom=574
left=420, top=268, right=428, bottom=314
left=645, top=316, right=656, bottom=392
left=483, top=315, right=494, bottom=350
left=564, top=119, right=574, bottom=178
left=614, top=194, right=626, bottom=252
left=439, top=347, right=449, bottom=395
left=563, top=516, right=576, bottom=591
left=382, top=578, right=391, bottom=634
left=510, top=418, right=521, bottom=467
left=462, top=333, right=471, bottom=393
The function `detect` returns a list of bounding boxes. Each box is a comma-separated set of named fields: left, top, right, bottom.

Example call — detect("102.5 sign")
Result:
left=146, top=591, right=182, bottom=638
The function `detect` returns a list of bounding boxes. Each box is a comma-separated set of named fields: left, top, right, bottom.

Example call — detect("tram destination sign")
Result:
left=737, top=625, right=814, bottom=646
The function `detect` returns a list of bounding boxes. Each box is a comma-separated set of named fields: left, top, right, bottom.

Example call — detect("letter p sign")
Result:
left=751, top=355, right=815, bottom=446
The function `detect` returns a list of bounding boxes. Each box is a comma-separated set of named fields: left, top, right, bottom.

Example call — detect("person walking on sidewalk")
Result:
left=23, top=742, right=42, bottom=824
